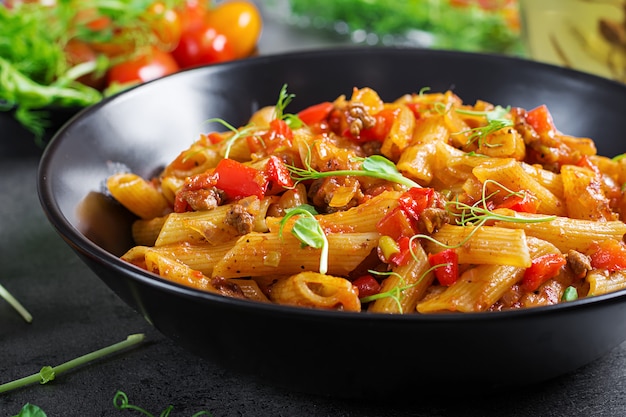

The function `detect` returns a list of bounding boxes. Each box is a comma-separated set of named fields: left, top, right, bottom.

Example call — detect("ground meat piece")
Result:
left=567, top=250, right=592, bottom=278
left=211, top=276, right=246, bottom=299
left=308, top=176, right=364, bottom=213
left=347, top=102, right=376, bottom=137
left=177, top=187, right=223, bottom=211
left=224, top=203, right=256, bottom=235
left=417, top=207, right=449, bottom=234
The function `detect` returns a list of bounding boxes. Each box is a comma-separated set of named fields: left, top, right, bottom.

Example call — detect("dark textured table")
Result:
left=3, top=7, right=626, bottom=417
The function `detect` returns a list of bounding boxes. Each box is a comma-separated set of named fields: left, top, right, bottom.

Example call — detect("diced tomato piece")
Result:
left=353, top=274, right=382, bottom=298
left=526, top=104, right=557, bottom=137
left=376, top=206, right=417, bottom=241
left=398, top=187, right=434, bottom=221
left=213, top=158, right=268, bottom=199
left=247, top=118, right=293, bottom=155
left=495, top=190, right=539, bottom=213
left=428, top=249, right=459, bottom=286
left=521, top=253, right=566, bottom=292
left=589, top=239, right=626, bottom=272
left=264, top=155, right=294, bottom=192
left=298, top=102, right=334, bottom=125
left=348, top=108, right=399, bottom=142
left=576, top=155, right=602, bottom=176
left=389, top=236, right=418, bottom=266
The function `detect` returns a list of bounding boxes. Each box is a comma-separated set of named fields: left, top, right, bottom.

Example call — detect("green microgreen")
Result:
left=0, top=282, right=32, bottom=323
left=360, top=263, right=446, bottom=313
left=453, top=105, right=513, bottom=148
left=278, top=205, right=329, bottom=275
left=0, top=334, right=145, bottom=394
left=273, top=83, right=303, bottom=129
left=203, top=118, right=259, bottom=160
left=113, top=391, right=213, bottom=417
left=416, top=179, right=556, bottom=250
left=287, top=152, right=419, bottom=189
left=13, top=403, right=47, bottom=417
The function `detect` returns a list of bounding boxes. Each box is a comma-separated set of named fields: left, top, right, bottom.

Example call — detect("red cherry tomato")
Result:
left=64, top=39, right=106, bottom=90
left=171, top=24, right=236, bottom=69
left=145, top=1, right=183, bottom=48
left=107, top=47, right=179, bottom=86
left=177, top=0, right=210, bottom=31
left=205, top=0, right=262, bottom=58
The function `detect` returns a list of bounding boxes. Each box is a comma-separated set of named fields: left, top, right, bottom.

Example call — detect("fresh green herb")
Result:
left=274, top=83, right=303, bottom=129
left=454, top=105, right=513, bottom=148
left=287, top=153, right=420, bottom=189
left=562, top=286, right=578, bottom=302
left=113, top=391, right=213, bottom=417
left=0, top=0, right=178, bottom=142
left=203, top=118, right=259, bottom=160
left=0, top=334, right=145, bottom=394
left=286, top=0, right=523, bottom=54
left=417, top=180, right=556, bottom=249
left=13, top=403, right=47, bottom=417
left=278, top=205, right=329, bottom=274
left=612, top=153, right=626, bottom=162
left=0, top=282, right=32, bottom=323
left=360, top=264, right=445, bottom=313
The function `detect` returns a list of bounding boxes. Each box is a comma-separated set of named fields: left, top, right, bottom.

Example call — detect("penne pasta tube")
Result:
left=269, top=271, right=361, bottom=311
left=417, top=236, right=558, bottom=313
left=472, top=158, right=566, bottom=216
left=212, top=231, right=379, bottom=278
left=424, top=224, right=531, bottom=268
left=368, top=243, right=434, bottom=314
left=492, top=209, right=626, bottom=253
left=587, top=270, right=626, bottom=297
left=107, top=173, right=171, bottom=220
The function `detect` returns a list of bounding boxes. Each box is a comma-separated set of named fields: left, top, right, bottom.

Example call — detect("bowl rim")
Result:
left=37, top=46, right=626, bottom=322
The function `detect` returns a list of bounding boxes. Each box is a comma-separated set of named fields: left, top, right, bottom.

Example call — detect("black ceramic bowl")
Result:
left=38, top=47, right=626, bottom=400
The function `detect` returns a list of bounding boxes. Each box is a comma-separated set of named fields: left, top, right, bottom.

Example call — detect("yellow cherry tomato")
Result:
left=205, top=0, right=262, bottom=59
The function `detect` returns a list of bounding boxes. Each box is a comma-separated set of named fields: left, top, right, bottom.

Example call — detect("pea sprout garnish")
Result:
left=454, top=105, right=513, bottom=148
left=286, top=153, right=420, bottom=189
left=113, top=391, right=213, bottom=417
left=201, top=84, right=303, bottom=159
left=0, top=282, right=32, bottom=323
left=0, top=334, right=145, bottom=394
left=360, top=264, right=446, bottom=313
left=278, top=205, right=329, bottom=275
left=416, top=179, right=556, bottom=250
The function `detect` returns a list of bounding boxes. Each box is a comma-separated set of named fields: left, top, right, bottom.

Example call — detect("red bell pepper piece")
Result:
left=428, top=249, right=459, bottom=286
left=521, top=253, right=566, bottom=292
left=376, top=206, right=417, bottom=241
left=213, top=158, right=268, bottom=200
left=247, top=118, right=293, bottom=155
left=298, top=101, right=334, bottom=125
left=264, top=155, right=294, bottom=192
left=589, top=239, right=626, bottom=272
left=526, top=104, right=557, bottom=137
left=353, top=274, right=382, bottom=298
left=398, top=187, right=434, bottom=221
left=389, top=236, right=419, bottom=266
left=495, top=190, right=539, bottom=214
left=347, top=108, right=398, bottom=143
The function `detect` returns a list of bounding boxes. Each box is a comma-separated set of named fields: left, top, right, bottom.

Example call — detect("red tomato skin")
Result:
left=376, top=206, right=417, bottom=242
left=172, top=24, right=236, bottom=69
left=495, top=190, right=539, bottom=213
left=353, top=275, right=381, bottom=298
left=146, top=1, right=183, bottom=48
left=205, top=0, right=262, bottom=59
left=107, top=48, right=179, bottom=86
left=398, top=187, right=434, bottom=221
left=526, top=104, right=557, bottom=137
left=428, top=249, right=459, bottom=286
left=298, top=102, right=334, bottom=125
left=521, top=253, right=566, bottom=292
left=213, top=158, right=268, bottom=200
left=264, top=155, right=294, bottom=192
left=589, top=240, right=626, bottom=272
